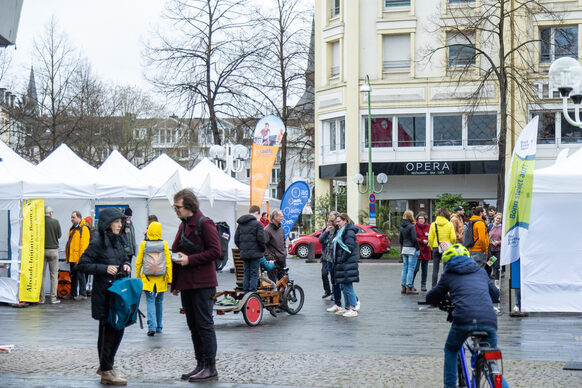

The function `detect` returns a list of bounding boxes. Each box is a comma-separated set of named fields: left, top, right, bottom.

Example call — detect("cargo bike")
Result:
left=213, top=250, right=305, bottom=326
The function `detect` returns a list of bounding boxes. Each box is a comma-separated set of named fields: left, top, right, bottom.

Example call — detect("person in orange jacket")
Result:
left=468, top=206, right=490, bottom=268
left=66, top=211, right=91, bottom=300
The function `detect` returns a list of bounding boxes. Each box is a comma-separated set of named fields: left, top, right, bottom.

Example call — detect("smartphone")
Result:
left=171, top=253, right=182, bottom=261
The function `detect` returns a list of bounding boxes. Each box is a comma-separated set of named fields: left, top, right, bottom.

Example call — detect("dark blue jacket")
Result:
left=399, top=219, right=419, bottom=250
left=234, top=214, right=266, bottom=260
left=426, top=254, right=499, bottom=329
left=333, top=223, right=359, bottom=284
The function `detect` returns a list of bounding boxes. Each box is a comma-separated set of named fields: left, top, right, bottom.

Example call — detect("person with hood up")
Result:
left=77, top=207, right=132, bottom=386
left=234, top=205, right=266, bottom=293
left=426, top=244, right=508, bottom=388
left=333, top=213, right=360, bottom=317
left=428, top=208, right=456, bottom=287
left=413, top=211, right=431, bottom=292
left=135, top=221, right=172, bottom=336
left=399, top=210, right=420, bottom=295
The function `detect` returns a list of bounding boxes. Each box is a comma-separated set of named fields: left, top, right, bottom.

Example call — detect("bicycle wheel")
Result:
left=282, top=284, right=304, bottom=314
left=457, top=353, right=469, bottom=387
left=475, top=357, right=493, bottom=388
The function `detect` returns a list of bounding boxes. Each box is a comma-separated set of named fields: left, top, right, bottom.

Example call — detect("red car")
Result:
left=288, top=224, right=391, bottom=259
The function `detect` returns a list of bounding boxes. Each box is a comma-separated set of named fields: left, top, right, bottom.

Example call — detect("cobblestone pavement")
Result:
left=1, top=259, right=581, bottom=387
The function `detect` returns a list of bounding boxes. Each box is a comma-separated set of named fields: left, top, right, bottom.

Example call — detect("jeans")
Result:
left=243, top=257, right=261, bottom=293
left=98, top=319, right=124, bottom=372
left=401, top=252, right=418, bottom=288
left=144, top=288, right=164, bottom=332
left=41, top=249, right=59, bottom=302
left=70, top=262, right=87, bottom=297
left=432, top=248, right=442, bottom=287
left=181, top=287, right=217, bottom=364
left=443, top=324, right=509, bottom=388
left=340, top=283, right=357, bottom=308
left=321, top=261, right=331, bottom=295
left=413, top=260, right=429, bottom=288
left=327, top=261, right=341, bottom=307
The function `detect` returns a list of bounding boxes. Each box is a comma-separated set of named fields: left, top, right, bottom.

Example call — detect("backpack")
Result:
left=107, top=275, right=145, bottom=331
left=462, top=219, right=484, bottom=248
left=180, top=216, right=231, bottom=271
left=142, top=240, right=167, bottom=276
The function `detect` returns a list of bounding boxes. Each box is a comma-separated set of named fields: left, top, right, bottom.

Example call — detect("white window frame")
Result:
left=539, top=26, right=578, bottom=64
left=323, top=117, right=346, bottom=153
left=447, top=31, right=476, bottom=69
left=383, top=34, right=411, bottom=72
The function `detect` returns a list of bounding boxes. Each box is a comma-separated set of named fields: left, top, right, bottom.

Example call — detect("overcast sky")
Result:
left=6, top=0, right=166, bottom=92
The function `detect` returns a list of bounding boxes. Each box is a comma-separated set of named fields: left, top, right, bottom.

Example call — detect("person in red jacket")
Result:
left=171, top=189, right=220, bottom=382
left=260, top=212, right=269, bottom=228
left=413, top=211, right=431, bottom=291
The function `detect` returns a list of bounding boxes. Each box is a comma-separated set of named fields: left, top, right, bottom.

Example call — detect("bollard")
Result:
left=305, top=241, right=317, bottom=263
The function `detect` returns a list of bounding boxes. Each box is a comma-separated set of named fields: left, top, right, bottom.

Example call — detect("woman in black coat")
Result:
left=333, top=213, right=360, bottom=318
left=399, top=210, right=420, bottom=295
left=77, top=207, right=131, bottom=386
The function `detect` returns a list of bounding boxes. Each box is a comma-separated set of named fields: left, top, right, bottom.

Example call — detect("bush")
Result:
left=434, top=193, right=468, bottom=215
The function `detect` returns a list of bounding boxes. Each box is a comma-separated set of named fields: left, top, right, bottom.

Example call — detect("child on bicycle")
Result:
left=426, top=244, right=509, bottom=388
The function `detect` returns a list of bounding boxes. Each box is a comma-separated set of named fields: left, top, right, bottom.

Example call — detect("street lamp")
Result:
left=548, top=57, right=582, bottom=128
left=208, top=143, right=249, bottom=174
left=353, top=75, right=388, bottom=226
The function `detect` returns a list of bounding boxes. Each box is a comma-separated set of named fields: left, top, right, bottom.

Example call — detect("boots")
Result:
left=401, top=285, right=406, bottom=294
left=188, top=362, right=218, bottom=382
left=100, top=370, right=127, bottom=386
left=406, top=286, right=419, bottom=295
left=181, top=361, right=204, bottom=380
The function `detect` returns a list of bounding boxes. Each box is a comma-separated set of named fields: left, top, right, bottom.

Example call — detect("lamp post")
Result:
left=353, top=75, right=388, bottom=226
left=548, top=57, right=582, bottom=128
left=208, top=143, right=249, bottom=174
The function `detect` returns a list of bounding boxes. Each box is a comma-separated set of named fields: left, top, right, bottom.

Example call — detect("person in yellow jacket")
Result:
left=136, top=221, right=172, bottom=337
left=428, top=208, right=457, bottom=288
left=66, top=211, right=91, bottom=300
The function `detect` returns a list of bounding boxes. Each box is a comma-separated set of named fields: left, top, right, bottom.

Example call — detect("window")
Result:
left=536, top=112, right=556, bottom=144
left=365, top=117, right=393, bottom=147
left=133, top=128, right=146, bottom=139
left=540, top=26, right=578, bottom=64
left=383, top=34, right=410, bottom=72
left=561, top=112, right=582, bottom=144
left=330, top=41, right=340, bottom=77
left=246, top=168, right=250, bottom=179
left=385, top=0, right=410, bottom=7
left=467, top=114, right=497, bottom=145
left=324, top=118, right=345, bottom=152
left=449, top=0, right=474, bottom=4
left=271, top=187, right=279, bottom=199
left=433, top=115, right=462, bottom=146
left=397, top=116, right=426, bottom=147
left=331, top=0, right=340, bottom=18
left=271, top=168, right=280, bottom=184
left=447, top=31, right=476, bottom=68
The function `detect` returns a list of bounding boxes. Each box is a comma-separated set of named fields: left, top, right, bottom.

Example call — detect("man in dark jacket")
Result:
left=264, top=209, right=286, bottom=282
left=171, top=189, right=220, bottom=382
left=235, top=205, right=266, bottom=293
left=426, top=244, right=506, bottom=388
left=42, top=206, right=61, bottom=304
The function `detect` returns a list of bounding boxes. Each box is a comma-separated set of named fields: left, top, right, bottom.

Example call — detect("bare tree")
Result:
left=145, top=0, right=259, bottom=145
left=422, top=1, right=562, bottom=210
left=248, top=0, right=312, bottom=198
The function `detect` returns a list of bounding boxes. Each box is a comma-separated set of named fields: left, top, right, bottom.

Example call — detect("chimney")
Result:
left=10, top=94, right=16, bottom=107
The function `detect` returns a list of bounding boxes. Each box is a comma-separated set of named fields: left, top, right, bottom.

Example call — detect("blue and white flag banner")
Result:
left=280, top=181, right=311, bottom=240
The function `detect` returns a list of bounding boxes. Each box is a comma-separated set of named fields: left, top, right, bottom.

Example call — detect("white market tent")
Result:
left=521, top=147, right=582, bottom=312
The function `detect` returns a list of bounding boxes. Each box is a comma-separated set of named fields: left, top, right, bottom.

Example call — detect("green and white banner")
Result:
left=501, top=116, right=538, bottom=266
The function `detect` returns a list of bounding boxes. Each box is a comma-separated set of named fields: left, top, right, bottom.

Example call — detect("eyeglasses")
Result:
left=173, top=205, right=184, bottom=210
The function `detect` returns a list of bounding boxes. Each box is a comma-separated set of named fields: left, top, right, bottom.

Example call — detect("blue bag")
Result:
left=107, top=276, right=144, bottom=331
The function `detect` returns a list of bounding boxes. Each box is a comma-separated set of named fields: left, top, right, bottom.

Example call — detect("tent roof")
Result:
left=189, top=158, right=250, bottom=201
left=38, top=143, right=98, bottom=181
left=96, top=150, right=152, bottom=198
left=140, top=153, right=189, bottom=186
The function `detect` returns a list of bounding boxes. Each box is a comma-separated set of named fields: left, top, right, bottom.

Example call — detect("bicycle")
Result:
left=419, top=297, right=505, bottom=388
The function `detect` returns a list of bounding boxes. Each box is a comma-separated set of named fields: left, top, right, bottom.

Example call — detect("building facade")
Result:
left=314, top=0, right=582, bottom=225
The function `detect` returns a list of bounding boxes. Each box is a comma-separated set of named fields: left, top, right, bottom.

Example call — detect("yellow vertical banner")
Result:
left=250, top=115, right=286, bottom=207
left=19, top=199, right=45, bottom=302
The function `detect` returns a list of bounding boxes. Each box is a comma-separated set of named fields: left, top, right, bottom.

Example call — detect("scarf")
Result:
left=333, top=225, right=351, bottom=254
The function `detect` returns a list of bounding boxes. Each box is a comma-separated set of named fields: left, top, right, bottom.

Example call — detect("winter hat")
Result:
left=124, top=207, right=133, bottom=216
left=454, top=205, right=464, bottom=212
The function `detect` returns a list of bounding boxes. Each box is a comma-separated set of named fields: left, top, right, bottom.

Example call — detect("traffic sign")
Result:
left=369, top=194, right=375, bottom=203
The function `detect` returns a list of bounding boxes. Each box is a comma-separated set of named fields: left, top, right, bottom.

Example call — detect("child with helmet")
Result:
left=426, top=244, right=508, bottom=388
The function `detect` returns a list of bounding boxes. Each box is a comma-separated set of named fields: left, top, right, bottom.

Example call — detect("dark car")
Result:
left=288, top=224, right=391, bottom=259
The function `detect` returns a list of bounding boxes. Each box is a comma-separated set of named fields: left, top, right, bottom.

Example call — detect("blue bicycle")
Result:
left=420, top=298, right=506, bottom=388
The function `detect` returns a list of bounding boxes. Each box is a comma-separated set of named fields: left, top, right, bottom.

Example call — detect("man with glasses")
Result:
left=171, top=189, right=220, bottom=382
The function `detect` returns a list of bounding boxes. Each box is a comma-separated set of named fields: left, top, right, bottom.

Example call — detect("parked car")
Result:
left=288, top=224, right=390, bottom=259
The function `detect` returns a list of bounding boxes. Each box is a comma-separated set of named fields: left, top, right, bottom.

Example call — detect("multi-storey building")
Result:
left=314, top=0, right=582, bottom=225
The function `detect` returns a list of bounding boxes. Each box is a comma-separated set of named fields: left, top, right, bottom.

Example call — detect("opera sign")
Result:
left=405, top=161, right=451, bottom=175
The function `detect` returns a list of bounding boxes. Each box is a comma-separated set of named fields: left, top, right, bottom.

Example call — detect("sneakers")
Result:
left=513, top=305, right=520, bottom=313
left=494, top=280, right=500, bottom=289
left=50, top=299, right=61, bottom=304
left=74, top=295, right=87, bottom=300
left=326, top=305, right=341, bottom=312
left=321, top=292, right=332, bottom=299
left=354, top=300, right=361, bottom=311
left=421, top=286, right=427, bottom=292
left=334, top=308, right=346, bottom=315
left=343, top=309, right=358, bottom=317
left=147, top=331, right=155, bottom=336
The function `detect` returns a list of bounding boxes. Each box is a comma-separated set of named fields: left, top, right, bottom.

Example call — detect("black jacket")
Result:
left=234, top=214, right=266, bottom=260
left=399, top=219, right=420, bottom=250
left=77, top=208, right=131, bottom=320
left=333, top=223, right=359, bottom=284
